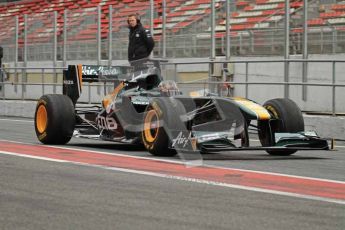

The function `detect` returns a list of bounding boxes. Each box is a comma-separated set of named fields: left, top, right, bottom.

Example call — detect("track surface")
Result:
left=0, top=117, right=344, bottom=230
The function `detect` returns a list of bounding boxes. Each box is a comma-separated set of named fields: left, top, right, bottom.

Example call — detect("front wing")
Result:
left=198, top=132, right=329, bottom=153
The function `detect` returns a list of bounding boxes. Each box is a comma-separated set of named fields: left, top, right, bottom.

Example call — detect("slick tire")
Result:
left=142, top=97, right=186, bottom=156
left=258, top=98, right=304, bottom=156
left=35, top=94, right=75, bottom=144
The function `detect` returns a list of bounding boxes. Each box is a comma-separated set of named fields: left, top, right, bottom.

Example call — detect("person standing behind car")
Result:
left=0, top=46, right=3, bottom=91
left=127, top=14, right=154, bottom=70
left=0, top=46, right=3, bottom=70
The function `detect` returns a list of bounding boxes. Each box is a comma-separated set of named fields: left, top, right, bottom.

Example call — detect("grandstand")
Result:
left=0, top=0, right=345, bottom=62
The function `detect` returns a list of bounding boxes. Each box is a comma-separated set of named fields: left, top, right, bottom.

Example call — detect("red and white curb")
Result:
left=1, top=140, right=345, bottom=205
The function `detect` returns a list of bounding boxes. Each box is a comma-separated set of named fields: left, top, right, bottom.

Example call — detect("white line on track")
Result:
left=0, top=118, right=33, bottom=123
left=1, top=149, right=345, bottom=205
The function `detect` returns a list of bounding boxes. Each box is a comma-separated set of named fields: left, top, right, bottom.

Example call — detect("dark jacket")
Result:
left=0, top=46, right=3, bottom=68
left=128, top=24, right=154, bottom=61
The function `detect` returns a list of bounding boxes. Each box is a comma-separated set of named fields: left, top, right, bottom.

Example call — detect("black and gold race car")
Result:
left=34, top=60, right=329, bottom=158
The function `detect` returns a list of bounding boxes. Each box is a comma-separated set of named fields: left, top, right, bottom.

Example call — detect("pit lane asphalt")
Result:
left=0, top=117, right=344, bottom=230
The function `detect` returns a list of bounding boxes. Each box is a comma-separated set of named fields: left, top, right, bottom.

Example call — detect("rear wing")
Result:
left=79, top=65, right=132, bottom=82
left=63, top=64, right=132, bottom=104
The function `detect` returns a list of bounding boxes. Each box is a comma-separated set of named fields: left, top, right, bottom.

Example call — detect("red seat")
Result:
left=331, top=4, right=345, bottom=11
left=308, top=18, right=325, bottom=26
left=320, top=11, right=345, bottom=19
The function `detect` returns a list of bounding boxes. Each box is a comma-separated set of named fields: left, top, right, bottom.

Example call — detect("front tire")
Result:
left=142, top=97, right=186, bottom=156
left=34, top=94, right=75, bottom=144
left=258, top=98, right=304, bottom=156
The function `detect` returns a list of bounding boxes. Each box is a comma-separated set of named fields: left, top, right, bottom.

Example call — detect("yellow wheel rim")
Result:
left=144, top=110, right=159, bottom=143
left=36, top=105, right=48, bottom=133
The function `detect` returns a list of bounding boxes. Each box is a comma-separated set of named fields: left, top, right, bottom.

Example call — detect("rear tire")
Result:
left=34, top=94, right=75, bottom=144
left=258, top=98, right=304, bottom=156
left=142, top=97, right=186, bottom=156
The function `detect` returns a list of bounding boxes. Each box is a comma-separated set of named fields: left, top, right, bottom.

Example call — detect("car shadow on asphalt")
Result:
left=66, top=141, right=331, bottom=161
left=200, top=152, right=330, bottom=161
left=68, top=143, right=147, bottom=152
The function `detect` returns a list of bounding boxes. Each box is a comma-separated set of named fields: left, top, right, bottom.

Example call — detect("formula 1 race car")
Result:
left=34, top=60, right=329, bottom=157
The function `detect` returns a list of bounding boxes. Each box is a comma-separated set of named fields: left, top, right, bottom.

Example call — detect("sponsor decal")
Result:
left=38, top=132, right=47, bottom=140
left=198, top=133, right=224, bottom=143
left=151, top=102, right=163, bottom=117
left=131, top=97, right=150, bottom=105
left=132, top=101, right=149, bottom=105
left=82, top=65, right=120, bottom=76
left=96, top=116, right=118, bottom=130
left=265, top=105, right=278, bottom=118
left=38, top=99, right=47, bottom=105
left=99, top=68, right=119, bottom=76
left=82, top=66, right=99, bottom=75
left=143, top=138, right=155, bottom=150
left=63, top=80, right=74, bottom=85
left=172, top=131, right=192, bottom=148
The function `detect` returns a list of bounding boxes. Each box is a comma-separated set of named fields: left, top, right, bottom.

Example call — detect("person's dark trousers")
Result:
left=130, top=58, right=148, bottom=72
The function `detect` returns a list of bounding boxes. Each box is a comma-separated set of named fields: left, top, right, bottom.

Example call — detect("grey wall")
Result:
left=232, top=54, right=345, bottom=112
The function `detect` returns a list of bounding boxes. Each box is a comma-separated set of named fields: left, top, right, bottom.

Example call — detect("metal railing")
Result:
left=1, top=58, right=345, bottom=115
